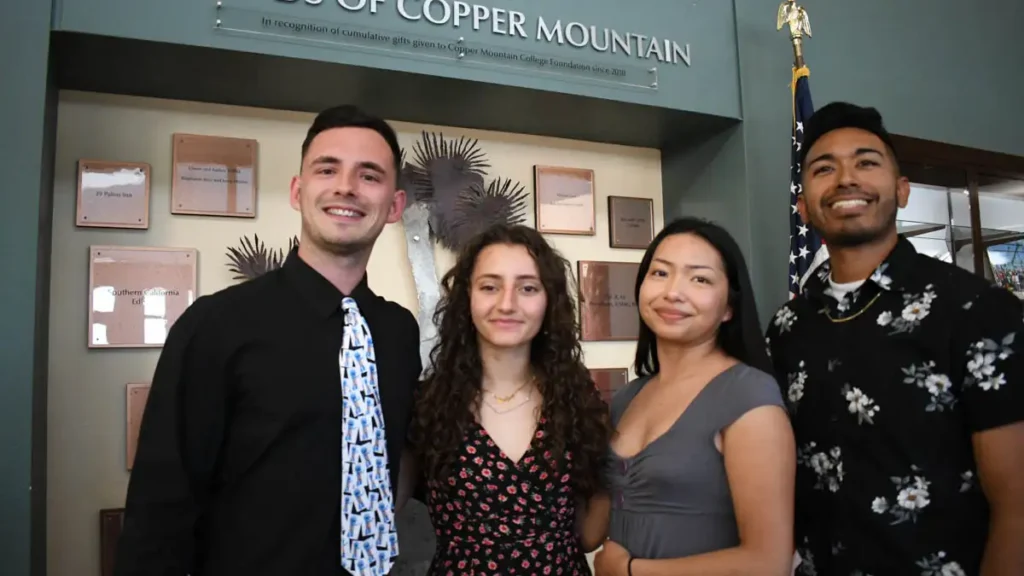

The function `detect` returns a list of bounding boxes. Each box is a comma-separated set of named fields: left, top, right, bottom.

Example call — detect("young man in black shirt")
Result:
left=767, top=102, right=1024, bottom=575
left=114, top=106, right=422, bottom=576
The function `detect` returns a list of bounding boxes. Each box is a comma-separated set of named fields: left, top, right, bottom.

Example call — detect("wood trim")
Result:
left=967, top=173, right=985, bottom=276
left=892, top=134, right=1024, bottom=182
left=899, top=162, right=968, bottom=189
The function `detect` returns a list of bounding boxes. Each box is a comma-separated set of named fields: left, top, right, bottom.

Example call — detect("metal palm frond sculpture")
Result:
left=225, top=234, right=299, bottom=281
left=450, top=178, right=529, bottom=248
left=409, top=133, right=488, bottom=206
left=399, top=150, right=432, bottom=205
left=405, top=131, right=490, bottom=251
left=403, top=130, right=527, bottom=252
left=411, top=132, right=490, bottom=180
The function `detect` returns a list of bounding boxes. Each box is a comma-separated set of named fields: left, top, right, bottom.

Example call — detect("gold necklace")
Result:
left=823, top=292, right=883, bottom=323
left=484, top=375, right=534, bottom=403
left=483, top=388, right=534, bottom=414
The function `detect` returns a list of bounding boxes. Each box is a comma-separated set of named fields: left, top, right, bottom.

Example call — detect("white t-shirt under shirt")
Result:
left=828, top=276, right=866, bottom=302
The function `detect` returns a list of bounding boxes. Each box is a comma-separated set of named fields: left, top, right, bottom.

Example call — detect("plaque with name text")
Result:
left=534, top=166, right=595, bottom=235
left=171, top=133, right=258, bottom=218
left=590, top=368, right=630, bottom=403
left=126, top=382, right=151, bottom=470
left=76, top=160, right=151, bottom=229
left=578, top=260, right=639, bottom=341
left=99, top=508, right=125, bottom=576
left=608, top=196, right=654, bottom=249
left=88, top=246, right=198, bottom=349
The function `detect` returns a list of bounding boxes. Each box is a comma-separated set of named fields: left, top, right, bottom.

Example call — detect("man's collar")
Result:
left=281, top=247, right=375, bottom=318
left=804, top=235, right=919, bottom=299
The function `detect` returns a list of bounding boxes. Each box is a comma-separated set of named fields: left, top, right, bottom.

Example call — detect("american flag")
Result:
left=788, top=67, right=825, bottom=298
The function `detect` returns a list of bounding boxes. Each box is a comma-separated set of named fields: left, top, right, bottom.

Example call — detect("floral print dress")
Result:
left=424, top=418, right=590, bottom=576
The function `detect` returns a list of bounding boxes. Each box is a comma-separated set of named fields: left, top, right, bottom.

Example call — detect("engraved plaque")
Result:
left=126, top=382, right=151, bottom=470
left=608, top=196, right=654, bottom=249
left=578, top=260, right=640, bottom=341
left=99, top=508, right=125, bottom=576
left=590, top=368, right=630, bottom=403
left=171, top=133, right=258, bottom=217
left=76, top=160, right=151, bottom=229
left=534, top=166, right=595, bottom=235
left=88, top=246, right=198, bottom=348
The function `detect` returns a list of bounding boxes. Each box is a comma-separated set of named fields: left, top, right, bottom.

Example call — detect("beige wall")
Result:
left=47, top=90, right=664, bottom=575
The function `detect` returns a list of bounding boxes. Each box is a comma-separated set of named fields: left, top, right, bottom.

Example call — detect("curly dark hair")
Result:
left=409, top=224, right=611, bottom=500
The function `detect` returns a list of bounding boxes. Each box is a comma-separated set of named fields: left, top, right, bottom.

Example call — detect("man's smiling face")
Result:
left=799, top=127, right=910, bottom=248
left=290, top=126, right=406, bottom=257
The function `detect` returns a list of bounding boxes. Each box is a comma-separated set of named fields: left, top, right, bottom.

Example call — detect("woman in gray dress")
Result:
left=585, top=217, right=796, bottom=575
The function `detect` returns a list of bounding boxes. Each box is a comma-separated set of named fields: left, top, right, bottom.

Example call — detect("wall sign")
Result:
left=273, top=0, right=691, bottom=67
left=590, top=368, right=630, bottom=403
left=608, top=195, right=654, bottom=249
left=578, top=260, right=640, bottom=342
left=88, top=246, right=198, bottom=348
left=534, top=165, right=595, bottom=236
left=76, top=160, right=151, bottom=229
left=171, top=133, right=259, bottom=218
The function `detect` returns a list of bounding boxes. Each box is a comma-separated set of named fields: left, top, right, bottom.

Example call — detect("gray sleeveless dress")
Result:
left=605, top=363, right=785, bottom=559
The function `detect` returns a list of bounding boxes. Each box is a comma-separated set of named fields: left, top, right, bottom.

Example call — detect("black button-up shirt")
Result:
left=114, top=249, right=422, bottom=576
left=766, top=236, right=1024, bottom=575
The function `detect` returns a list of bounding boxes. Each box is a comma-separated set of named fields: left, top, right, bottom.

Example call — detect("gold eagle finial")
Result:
left=777, top=0, right=812, bottom=39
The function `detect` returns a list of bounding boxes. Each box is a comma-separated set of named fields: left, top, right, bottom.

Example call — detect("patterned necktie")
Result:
left=340, top=297, right=398, bottom=576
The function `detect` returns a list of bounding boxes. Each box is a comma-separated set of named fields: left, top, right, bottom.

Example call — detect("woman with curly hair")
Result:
left=408, top=223, right=611, bottom=575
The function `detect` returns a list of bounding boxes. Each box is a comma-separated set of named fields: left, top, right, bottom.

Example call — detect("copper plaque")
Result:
left=608, top=196, right=654, bottom=249
left=171, top=133, right=258, bottom=217
left=126, top=382, right=151, bottom=470
left=76, top=160, right=151, bottom=229
left=578, top=260, right=640, bottom=341
left=590, top=368, right=630, bottom=403
left=100, top=508, right=125, bottom=576
left=533, top=165, right=595, bottom=235
left=88, top=246, right=198, bottom=348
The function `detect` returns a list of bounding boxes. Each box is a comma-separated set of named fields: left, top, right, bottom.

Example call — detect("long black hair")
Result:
left=633, top=216, right=771, bottom=376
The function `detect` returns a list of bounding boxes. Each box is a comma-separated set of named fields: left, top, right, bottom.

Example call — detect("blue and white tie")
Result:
left=340, top=297, right=398, bottom=576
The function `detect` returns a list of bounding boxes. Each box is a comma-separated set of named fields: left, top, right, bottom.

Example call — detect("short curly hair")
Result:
left=409, top=224, right=611, bottom=500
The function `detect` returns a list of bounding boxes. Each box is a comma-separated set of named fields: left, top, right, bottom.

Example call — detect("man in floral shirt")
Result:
left=766, top=102, right=1024, bottom=575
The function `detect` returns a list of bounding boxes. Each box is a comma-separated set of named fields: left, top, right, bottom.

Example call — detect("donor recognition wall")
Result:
left=48, top=91, right=665, bottom=576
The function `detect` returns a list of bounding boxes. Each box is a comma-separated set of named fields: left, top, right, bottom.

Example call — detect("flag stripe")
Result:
left=788, top=67, right=823, bottom=298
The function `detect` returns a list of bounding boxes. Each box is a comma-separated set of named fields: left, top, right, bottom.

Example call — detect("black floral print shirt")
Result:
left=766, top=236, right=1024, bottom=576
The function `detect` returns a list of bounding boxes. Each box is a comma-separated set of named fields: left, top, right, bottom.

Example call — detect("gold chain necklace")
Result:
left=482, top=388, right=534, bottom=414
left=823, top=291, right=883, bottom=323
left=484, top=375, right=534, bottom=403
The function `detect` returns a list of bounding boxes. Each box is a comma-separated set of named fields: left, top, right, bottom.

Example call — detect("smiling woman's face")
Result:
left=638, top=232, right=732, bottom=345
left=470, top=243, right=548, bottom=352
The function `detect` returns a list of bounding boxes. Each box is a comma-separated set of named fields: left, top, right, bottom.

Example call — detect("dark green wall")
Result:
left=1, top=1, right=56, bottom=576
left=663, top=0, right=1024, bottom=327
left=55, top=0, right=742, bottom=119
left=661, top=124, right=752, bottom=266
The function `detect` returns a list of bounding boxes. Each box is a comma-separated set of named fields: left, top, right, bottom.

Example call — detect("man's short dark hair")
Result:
left=800, top=101, right=899, bottom=171
left=301, top=105, right=402, bottom=180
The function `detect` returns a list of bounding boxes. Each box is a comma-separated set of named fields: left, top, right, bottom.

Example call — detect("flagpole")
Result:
left=776, top=0, right=811, bottom=69
left=779, top=0, right=826, bottom=298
